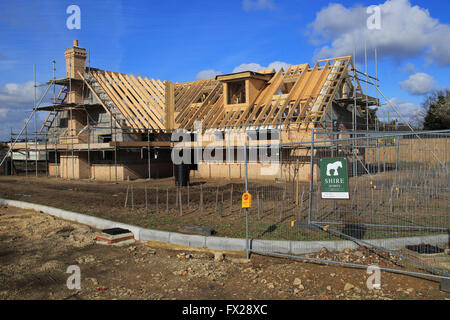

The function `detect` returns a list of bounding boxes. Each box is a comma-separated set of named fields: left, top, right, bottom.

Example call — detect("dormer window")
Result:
left=216, top=71, right=274, bottom=109
left=227, top=81, right=246, bottom=104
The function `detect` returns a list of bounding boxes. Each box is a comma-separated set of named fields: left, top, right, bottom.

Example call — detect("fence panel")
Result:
left=248, top=129, right=450, bottom=280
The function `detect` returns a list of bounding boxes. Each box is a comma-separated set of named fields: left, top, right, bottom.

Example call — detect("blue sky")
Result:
left=0, top=0, right=449, bottom=140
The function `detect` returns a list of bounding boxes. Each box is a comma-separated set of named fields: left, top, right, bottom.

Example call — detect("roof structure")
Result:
left=80, top=68, right=167, bottom=132
left=42, top=51, right=376, bottom=135
left=166, top=56, right=371, bottom=130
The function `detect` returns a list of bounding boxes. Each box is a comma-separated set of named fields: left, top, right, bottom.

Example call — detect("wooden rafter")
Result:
left=75, top=56, right=370, bottom=134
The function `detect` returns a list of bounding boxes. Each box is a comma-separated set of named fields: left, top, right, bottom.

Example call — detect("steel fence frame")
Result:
left=246, top=129, right=450, bottom=281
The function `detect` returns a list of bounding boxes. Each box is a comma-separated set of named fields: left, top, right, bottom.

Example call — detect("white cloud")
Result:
left=233, top=63, right=264, bottom=73
left=0, top=81, right=37, bottom=104
left=0, top=81, right=49, bottom=141
left=195, top=60, right=291, bottom=87
left=308, top=0, right=450, bottom=66
left=195, top=69, right=222, bottom=80
left=377, top=97, right=421, bottom=122
left=242, top=0, right=275, bottom=11
left=400, top=72, right=437, bottom=95
left=267, top=61, right=291, bottom=72
left=233, top=61, right=290, bottom=73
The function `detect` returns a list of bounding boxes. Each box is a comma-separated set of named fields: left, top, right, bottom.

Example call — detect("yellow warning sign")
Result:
left=242, top=192, right=252, bottom=209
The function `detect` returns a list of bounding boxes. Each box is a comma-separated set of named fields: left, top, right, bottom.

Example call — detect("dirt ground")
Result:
left=0, top=176, right=445, bottom=242
left=0, top=205, right=449, bottom=300
left=0, top=176, right=323, bottom=241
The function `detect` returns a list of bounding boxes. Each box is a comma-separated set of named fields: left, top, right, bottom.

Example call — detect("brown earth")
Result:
left=0, top=176, right=445, bottom=242
left=0, top=205, right=449, bottom=300
left=0, top=176, right=330, bottom=241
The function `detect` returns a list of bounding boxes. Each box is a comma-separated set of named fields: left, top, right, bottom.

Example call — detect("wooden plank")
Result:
left=165, top=81, right=175, bottom=130
left=260, top=66, right=301, bottom=125
left=95, top=71, right=142, bottom=131
left=310, top=59, right=351, bottom=123
left=283, top=65, right=316, bottom=123
left=139, top=77, right=166, bottom=110
left=270, top=65, right=308, bottom=124
left=94, top=70, right=142, bottom=130
left=179, top=81, right=220, bottom=126
left=109, top=72, right=149, bottom=128
left=176, top=81, right=209, bottom=120
left=126, top=74, right=166, bottom=123
left=238, top=69, right=283, bottom=125
left=115, top=72, right=161, bottom=129
left=295, top=62, right=331, bottom=124
left=187, top=84, right=222, bottom=127
left=243, top=69, right=284, bottom=126
left=117, top=72, right=164, bottom=129
left=201, top=96, right=225, bottom=128
left=78, top=71, right=125, bottom=130
left=176, top=84, right=204, bottom=121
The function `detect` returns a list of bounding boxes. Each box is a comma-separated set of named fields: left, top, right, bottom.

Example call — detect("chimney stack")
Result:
left=64, top=40, right=86, bottom=80
left=64, top=40, right=87, bottom=103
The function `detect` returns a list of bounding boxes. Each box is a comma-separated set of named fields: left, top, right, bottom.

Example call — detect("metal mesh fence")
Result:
left=248, top=129, right=450, bottom=279
left=309, top=130, right=449, bottom=235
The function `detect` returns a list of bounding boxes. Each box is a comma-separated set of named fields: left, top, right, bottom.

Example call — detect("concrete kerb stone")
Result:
left=205, top=236, right=247, bottom=251
left=169, top=232, right=207, bottom=248
left=0, top=198, right=448, bottom=254
left=364, top=235, right=448, bottom=250
left=139, top=228, right=171, bottom=243
left=252, top=240, right=291, bottom=253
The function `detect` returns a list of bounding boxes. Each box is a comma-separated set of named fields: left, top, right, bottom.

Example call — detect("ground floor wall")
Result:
left=48, top=149, right=173, bottom=181
left=59, top=152, right=89, bottom=179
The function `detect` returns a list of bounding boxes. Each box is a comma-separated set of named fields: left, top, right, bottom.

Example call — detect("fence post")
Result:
left=200, top=184, right=204, bottom=215
left=145, top=184, right=148, bottom=213
left=244, top=135, right=249, bottom=259
left=308, top=128, right=315, bottom=225
left=124, top=183, right=129, bottom=208
left=166, top=188, right=169, bottom=214
left=156, top=187, right=159, bottom=214
left=394, top=137, right=399, bottom=187
left=179, top=188, right=183, bottom=216
left=215, top=186, right=219, bottom=213
left=187, top=184, right=190, bottom=208
left=230, top=184, right=233, bottom=214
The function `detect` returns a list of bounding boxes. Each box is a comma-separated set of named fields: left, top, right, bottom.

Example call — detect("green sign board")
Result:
left=320, top=157, right=349, bottom=199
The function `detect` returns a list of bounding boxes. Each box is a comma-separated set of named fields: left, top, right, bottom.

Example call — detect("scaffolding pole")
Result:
left=69, top=56, right=75, bottom=180
left=148, top=130, right=151, bottom=179
left=10, top=128, right=13, bottom=176
left=114, top=120, right=118, bottom=184
left=25, top=123, right=28, bottom=177
left=34, top=64, right=38, bottom=177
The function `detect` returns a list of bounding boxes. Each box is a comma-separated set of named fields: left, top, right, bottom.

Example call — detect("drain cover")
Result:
left=102, top=228, right=131, bottom=235
left=406, top=244, right=444, bottom=254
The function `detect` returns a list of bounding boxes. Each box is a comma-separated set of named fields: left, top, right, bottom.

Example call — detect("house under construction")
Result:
left=7, top=40, right=378, bottom=182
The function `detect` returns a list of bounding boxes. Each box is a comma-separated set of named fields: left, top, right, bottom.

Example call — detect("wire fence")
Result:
left=247, top=129, right=450, bottom=280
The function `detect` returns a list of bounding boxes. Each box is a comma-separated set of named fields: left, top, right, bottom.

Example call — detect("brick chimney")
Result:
left=64, top=40, right=87, bottom=103
left=64, top=39, right=86, bottom=80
